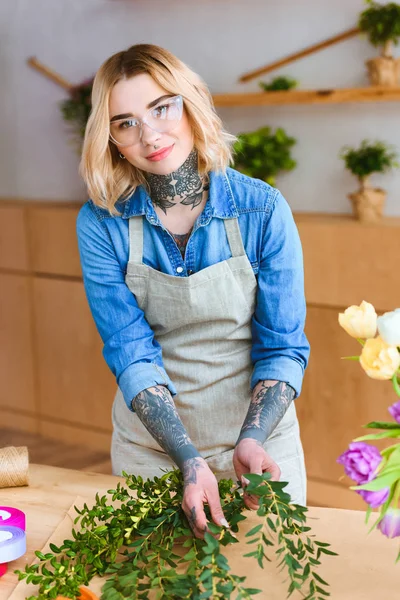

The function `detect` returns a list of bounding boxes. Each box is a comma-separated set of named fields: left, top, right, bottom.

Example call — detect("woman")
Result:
left=77, top=44, right=310, bottom=539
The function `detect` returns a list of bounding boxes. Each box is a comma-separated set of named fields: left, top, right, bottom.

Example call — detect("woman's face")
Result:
left=109, top=73, right=194, bottom=175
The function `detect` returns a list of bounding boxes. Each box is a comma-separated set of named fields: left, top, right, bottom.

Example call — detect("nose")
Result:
left=140, top=122, right=161, bottom=146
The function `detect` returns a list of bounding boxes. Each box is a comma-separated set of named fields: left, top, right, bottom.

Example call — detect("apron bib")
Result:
left=111, top=215, right=306, bottom=504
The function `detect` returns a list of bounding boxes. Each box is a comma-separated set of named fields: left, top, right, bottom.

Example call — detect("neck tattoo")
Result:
left=146, top=150, right=209, bottom=215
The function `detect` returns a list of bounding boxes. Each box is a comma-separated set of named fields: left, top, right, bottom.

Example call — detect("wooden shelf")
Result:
left=212, top=86, right=400, bottom=107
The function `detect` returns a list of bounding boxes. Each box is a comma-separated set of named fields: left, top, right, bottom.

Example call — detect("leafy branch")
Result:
left=16, top=469, right=336, bottom=600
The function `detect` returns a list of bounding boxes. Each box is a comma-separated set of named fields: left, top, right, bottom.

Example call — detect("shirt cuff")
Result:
left=251, top=356, right=305, bottom=399
left=118, top=362, right=177, bottom=411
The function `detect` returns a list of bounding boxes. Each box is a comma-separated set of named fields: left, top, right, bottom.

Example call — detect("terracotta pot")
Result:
left=348, top=187, right=386, bottom=223
left=56, top=587, right=99, bottom=600
left=366, top=56, right=400, bottom=86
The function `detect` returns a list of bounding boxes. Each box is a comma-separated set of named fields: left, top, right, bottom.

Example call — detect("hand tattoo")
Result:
left=146, top=150, right=209, bottom=214
left=236, top=380, right=295, bottom=446
left=183, top=456, right=204, bottom=488
left=188, top=506, right=197, bottom=532
left=132, top=385, right=201, bottom=470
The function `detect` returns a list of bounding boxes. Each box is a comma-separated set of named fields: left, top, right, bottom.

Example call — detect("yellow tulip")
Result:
left=338, top=301, right=377, bottom=339
left=360, top=336, right=400, bottom=380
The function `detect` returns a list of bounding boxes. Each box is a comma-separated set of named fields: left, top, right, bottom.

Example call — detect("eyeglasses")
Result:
left=109, top=95, right=183, bottom=147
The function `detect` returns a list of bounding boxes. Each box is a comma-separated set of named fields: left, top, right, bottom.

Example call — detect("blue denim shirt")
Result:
left=76, top=167, right=310, bottom=410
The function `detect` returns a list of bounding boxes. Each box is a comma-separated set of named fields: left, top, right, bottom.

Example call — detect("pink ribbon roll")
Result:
left=0, top=526, right=26, bottom=564
left=0, top=507, right=26, bottom=531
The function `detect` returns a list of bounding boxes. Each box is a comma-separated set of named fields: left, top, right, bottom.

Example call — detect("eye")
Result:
left=152, top=104, right=169, bottom=119
left=118, top=118, right=139, bottom=129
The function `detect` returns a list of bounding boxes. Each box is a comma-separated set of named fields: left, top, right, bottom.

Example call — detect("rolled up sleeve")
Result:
left=251, top=191, right=310, bottom=397
left=76, top=204, right=177, bottom=411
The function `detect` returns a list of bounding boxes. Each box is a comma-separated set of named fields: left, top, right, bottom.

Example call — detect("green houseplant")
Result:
left=359, top=1, right=400, bottom=85
left=60, top=77, right=94, bottom=146
left=340, top=139, right=399, bottom=222
left=259, top=76, right=298, bottom=92
left=233, top=126, right=297, bottom=186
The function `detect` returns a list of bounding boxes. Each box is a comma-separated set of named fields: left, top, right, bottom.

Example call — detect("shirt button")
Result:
left=176, top=266, right=184, bottom=274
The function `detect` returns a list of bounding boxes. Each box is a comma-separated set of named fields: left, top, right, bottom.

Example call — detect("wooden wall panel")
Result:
left=40, top=420, right=112, bottom=453
left=26, top=205, right=82, bottom=277
left=32, top=277, right=115, bottom=431
left=297, top=305, right=396, bottom=486
left=295, top=213, right=400, bottom=311
left=0, top=205, right=29, bottom=271
left=0, top=273, right=37, bottom=415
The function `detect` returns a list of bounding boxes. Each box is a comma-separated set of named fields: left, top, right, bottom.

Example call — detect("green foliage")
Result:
left=359, top=1, right=400, bottom=48
left=259, top=76, right=298, bottom=92
left=15, top=470, right=335, bottom=600
left=60, top=78, right=94, bottom=143
left=340, top=139, right=399, bottom=180
left=233, top=126, right=297, bottom=186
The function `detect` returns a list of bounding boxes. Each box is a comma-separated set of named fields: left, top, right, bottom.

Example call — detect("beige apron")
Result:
left=111, top=214, right=307, bottom=505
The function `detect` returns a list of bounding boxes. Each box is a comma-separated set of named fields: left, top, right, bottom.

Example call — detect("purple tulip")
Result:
left=377, top=508, right=400, bottom=539
left=337, top=442, right=382, bottom=484
left=357, top=487, right=390, bottom=508
left=388, top=400, right=400, bottom=424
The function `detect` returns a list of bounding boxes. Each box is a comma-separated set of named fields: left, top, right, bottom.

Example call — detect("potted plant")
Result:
left=259, top=76, right=298, bottom=92
left=359, top=1, right=400, bottom=86
left=340, top=139, right=399, bottom=222
left=60, top=77, right=94, bottom=145
left=233, top=126, right=297, bottom=186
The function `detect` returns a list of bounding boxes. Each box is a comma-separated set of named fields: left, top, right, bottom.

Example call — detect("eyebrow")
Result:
left=110, top=94, right=174, bottom=122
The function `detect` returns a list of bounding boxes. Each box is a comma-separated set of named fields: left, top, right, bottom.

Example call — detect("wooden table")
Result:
left=1, top=464, right=399, bottom=599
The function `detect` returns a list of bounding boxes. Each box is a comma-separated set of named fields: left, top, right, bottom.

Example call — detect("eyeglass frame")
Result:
left=108, top=94, right=184, bottom=148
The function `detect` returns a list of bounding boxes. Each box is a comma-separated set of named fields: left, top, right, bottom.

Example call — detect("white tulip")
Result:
left=377, top=309, right=400, bottom=347
left=338, top=301, right=377, bottom=339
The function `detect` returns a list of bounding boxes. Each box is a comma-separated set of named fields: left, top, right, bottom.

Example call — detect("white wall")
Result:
left=1, top=0, right=399, bottom=214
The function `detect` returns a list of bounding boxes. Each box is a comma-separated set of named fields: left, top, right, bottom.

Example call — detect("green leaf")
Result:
left=312, top=571, right=329, bottom=585
left=364, top=421, right=400, bottom=430
left=245, top=524, right=263, bottom=537
left=354, top=430, right=400, bottom=441
left=353, top=469, right=400, bottom=491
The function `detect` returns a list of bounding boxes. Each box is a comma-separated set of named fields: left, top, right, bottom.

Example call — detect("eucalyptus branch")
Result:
left=15, top=469, right=335, bottom=600
left=244, top=473, right=337, bottom=599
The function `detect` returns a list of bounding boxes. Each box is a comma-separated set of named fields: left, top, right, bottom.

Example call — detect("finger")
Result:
left=265, top=462, right=281, bottom=481
left=184, top=502, right=208, bottom=539
left=206, top=487, right=229, bottom=529
left=243, top=491, right=260, bottom=511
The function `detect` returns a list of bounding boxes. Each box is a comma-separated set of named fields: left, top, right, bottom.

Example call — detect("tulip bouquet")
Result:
left=338, top=301, right=400, bottom=559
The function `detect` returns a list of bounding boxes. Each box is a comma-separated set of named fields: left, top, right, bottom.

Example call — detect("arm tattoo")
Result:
left=132, top=385, right=201, bottom=470
left=236, top=380, right=295, bottom=446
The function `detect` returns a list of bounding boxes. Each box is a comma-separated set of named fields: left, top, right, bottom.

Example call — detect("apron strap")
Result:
left=224, top=218, right=246, bottom=258
left=128, top=216, right=144, bottom=265
left=128, top=215, right=245, bottom=264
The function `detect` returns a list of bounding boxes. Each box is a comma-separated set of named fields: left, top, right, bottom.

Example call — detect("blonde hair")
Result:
left=80, top=44, right=236, bottom=214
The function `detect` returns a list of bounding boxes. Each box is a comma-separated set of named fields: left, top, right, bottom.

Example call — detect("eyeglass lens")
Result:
left=110, top=96, right=183, bottom=146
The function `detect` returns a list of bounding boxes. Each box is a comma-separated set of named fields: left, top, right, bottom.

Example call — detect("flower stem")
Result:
left=392, top=374, right=400, bottom=398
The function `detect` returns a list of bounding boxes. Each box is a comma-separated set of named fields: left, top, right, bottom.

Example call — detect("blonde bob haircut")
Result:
left=80, top=44, right=236, bottom=215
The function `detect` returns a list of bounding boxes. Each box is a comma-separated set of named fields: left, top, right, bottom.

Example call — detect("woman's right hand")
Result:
left=181, top=457, right=229, bottom=539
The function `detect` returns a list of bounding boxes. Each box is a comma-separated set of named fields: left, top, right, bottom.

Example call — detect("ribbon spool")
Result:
left=0, top=446, right=29, bottom=488
left=0, top=507, right=26, bottom=531
left=0, top=526, right=26, bottom=576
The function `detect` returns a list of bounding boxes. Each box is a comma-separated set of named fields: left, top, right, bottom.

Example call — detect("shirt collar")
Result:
left=120, top=170, right=238, bottom=221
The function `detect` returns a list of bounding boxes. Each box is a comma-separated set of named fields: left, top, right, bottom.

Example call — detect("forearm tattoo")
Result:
left=146, top=150, right=209, bottom=214
left=236, top=380, right=295, bottom=446
left=132, top=385, right=200, bottom=470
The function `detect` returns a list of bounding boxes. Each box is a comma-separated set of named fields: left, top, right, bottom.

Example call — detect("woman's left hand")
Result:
left=233, top=438, right=281, bottom=510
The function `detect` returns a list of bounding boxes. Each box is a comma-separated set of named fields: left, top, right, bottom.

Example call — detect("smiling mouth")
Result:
left=146, top=144, right=174, bottom=160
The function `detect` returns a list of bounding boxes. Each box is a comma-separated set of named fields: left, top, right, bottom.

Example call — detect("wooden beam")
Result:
left=27, top=57, right=73, bottom=91
left=213, top=86, right=400, bottom=107
left=239, top=27, right=360, bottom=83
